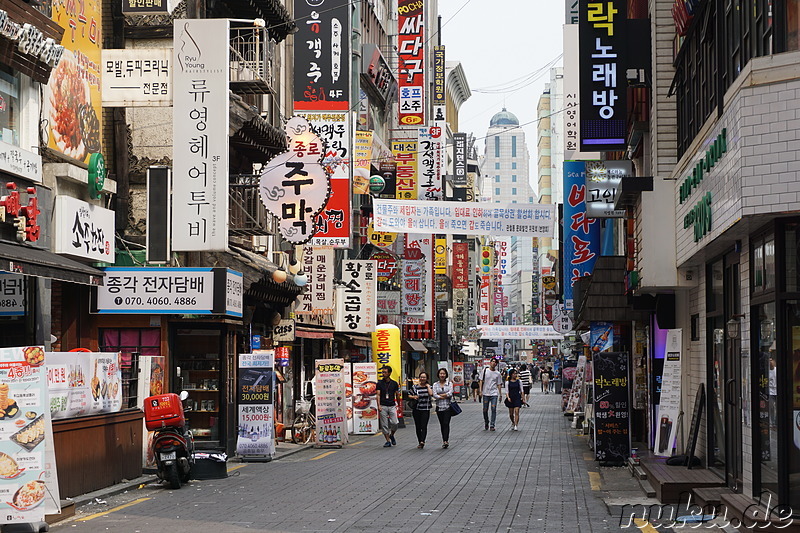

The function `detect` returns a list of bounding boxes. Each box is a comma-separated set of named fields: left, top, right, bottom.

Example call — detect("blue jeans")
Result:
left=482, top=395, right=498, bottom=427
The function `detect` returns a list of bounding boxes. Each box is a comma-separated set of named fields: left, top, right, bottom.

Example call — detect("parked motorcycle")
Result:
left=144, top=391, right=194, bottom=489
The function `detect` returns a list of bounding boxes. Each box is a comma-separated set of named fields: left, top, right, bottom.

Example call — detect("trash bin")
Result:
left=553, top=379, right=562, bottom=394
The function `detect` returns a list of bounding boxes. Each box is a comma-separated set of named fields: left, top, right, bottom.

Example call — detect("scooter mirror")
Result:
left=179, top=390, right=189, bottom=401
left=176, top=366, right=181, bottom=378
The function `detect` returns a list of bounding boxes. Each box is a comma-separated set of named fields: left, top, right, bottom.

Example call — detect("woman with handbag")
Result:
left=408, top=372, right=433, bottom=449
left=432, top=368, right=454, bottom=449
left=505, top=369, right=523, bottom=431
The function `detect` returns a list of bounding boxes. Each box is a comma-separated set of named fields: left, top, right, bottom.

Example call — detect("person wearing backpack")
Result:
left=518, top=364, right=532, bottom=407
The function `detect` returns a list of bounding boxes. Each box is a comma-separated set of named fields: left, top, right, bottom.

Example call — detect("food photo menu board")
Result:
left=314, top=359, right=347, bottom=447
left=0, top=346, right=60, bottom=524
left=351, top=363, right=378, bottom=435
left=46, top=352, right=123, bottom=419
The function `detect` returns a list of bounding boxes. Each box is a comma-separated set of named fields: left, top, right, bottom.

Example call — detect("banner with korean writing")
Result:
left=236, top=351, right=275, bottom=457
left=479, top=246, right=493, bottom=325
left=407, top=234, right=434, bottom=321
left=478, top=325, right=565, bottom=340
left=351, top=362, right=378, bottom=434
left=417, top=126, right=443, bottom=201
left=401, top=259, right=425, bottom=316
left=563, top=161, right=600, bottom=311
left=432, top=45, right=445, bottom=104
left=392, top=140, right=418, bottom=200
left=578, top=0, right=626, bottom=151
left=336, top=260, right=377, bottom=333
left=453, top=133, right=468, bottom=187
left=377, top=290, right=401, bottom=318
left=46, top=351, right=123, bottom=419
left=293, top=0, right=350, bottom=110
left=0, top=347, right=60, bottom=523
left=54, top=196, right=115, bottom=262
left=102, top=48, right=172, bottom=106
left=373, top=199, right=556, bottom=237
left=313, top=175, right=350, bottom=248
left=298, top=111, right=351, bottom=181
left=353, top=131, right=373, bottom=195
left=585, top=160, right=629, bottom=217
left=397, top=0, right=424, bottom=125
left=298, top=247, right=334, bottom=315
left=172, top=19, right=229, bottom=251
left=46, top=0, right=102, bottom=164
left=654, top=330, right=682, bottom=457
left=315, top=359, right=347, bottom=447
left=593, top=351, right=630, bottom=465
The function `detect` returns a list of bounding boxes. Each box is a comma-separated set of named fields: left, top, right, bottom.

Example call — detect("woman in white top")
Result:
left=432, top=368, right=454, bottom=449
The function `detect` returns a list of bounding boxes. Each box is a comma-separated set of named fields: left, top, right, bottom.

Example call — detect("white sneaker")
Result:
left=513, top=425, right=518, bottom=431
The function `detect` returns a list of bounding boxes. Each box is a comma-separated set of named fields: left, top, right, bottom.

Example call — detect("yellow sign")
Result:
left=367, top=221, right=396, bottom=249
left=542, top=276, right=557, bottom=290
left=435, top=238, right=447, bottom=274
left=47, top=0, right=103, bottom=163
left=372, top=324, right=401, bottom=384
left=353, top=131, right=373, bottom=194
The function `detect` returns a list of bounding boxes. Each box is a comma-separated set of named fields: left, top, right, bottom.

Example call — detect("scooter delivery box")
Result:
left=144, top=393, right=185, bottom=431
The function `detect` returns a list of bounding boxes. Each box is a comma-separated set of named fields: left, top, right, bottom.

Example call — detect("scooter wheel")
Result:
left=166, top=463, right=181, bottom=489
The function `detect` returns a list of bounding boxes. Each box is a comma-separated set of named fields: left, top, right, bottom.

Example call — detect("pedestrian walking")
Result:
left=541, top=366, right=552, bottom=394
left=408, top=372, right=433, bottom=448
left=518, top=364, right=532, bottom=407
left=432, top=368, right=454, bottom=448
left=480, top=358, right=504, bottom=431
left=377, top=365, right=400, bottom=447
left=470, top=370, right=481, bottom=402
left=505, top=369, right=523, bottom=430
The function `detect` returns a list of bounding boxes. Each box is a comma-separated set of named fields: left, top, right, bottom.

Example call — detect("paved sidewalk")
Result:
left=52, top=389, right=636, bottom=532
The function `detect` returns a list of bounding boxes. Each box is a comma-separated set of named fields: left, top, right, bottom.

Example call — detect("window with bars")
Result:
left=99, top=329, right=161, bottom=409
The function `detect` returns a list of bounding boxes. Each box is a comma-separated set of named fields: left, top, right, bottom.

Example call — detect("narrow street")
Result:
left=52, top=391, right=625, bottom=532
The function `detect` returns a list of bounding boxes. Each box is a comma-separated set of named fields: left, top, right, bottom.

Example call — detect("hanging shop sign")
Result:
left=578, top=0, right=626, bottom=151
left=46, top=351, right=123, bottom=419
left=298, top=247, right=334, bottom=315
left=95, top=267, right=243, bottom=316
left=453, top=133, right=467, bottom=187
left=0, top=141, right=42, bottom=184
left=172, top=19, right=229, bottom=251
left=434, top=238, right=447, bottom=274
left=102, top=48, right=171, bottom=106
left=236, top=351, right=275, bottom=457
left=314, top=359, right=347, bottom=447
left=46, top=0, right=102, bottom=164
left=0, top=346, right=60, bottom=523
left=432, top=45, right=445, bottom=105
left=479, top=246, right=493, bottom=325
left=53, top=196, right=115, bottom=262
left=376, top=161, right=397, bottom=199
left=373, top=199, right=556, bottom=237
left=367, top=219, right=396, bottom=249
left=0, top=9, right=64, bottom=71
left=584, top=160, right=629, bottom=218
left=654, top=330, right=682, bottom=456
left=272, top=319, right=296, bottom=342
left=274, top=346, right=290, bottom=367
left=593, top=351, right=630, bottom=465
left=362, top=44, right=397, bottom=106
left=122, top=0, right=174, bottom=14
left=312, top=174, right=350, bottom=248
left=352, top=130, right=373, bottom=195
left=406, top=234, right=434, bottom=322
left=259, top=116, right=332, bottom=244
left=0, top=274, right=24, bottom=316
left=336, top=260, right=377, bottom=333
left=0, top=183, right=41, bottom=243
left=377, top=290, right=401, bottom=317
left=417, top=126, right=444, bottom=201
left=298, top=111, right=351, bottom=180
left=563, top=161, right=600, bottom=311
left=293, top=0, right=350, bottom=110
left=452, top=242, right=469, bottom=289
left=392, top=140, right=418, bottom=200
left=371, top=251, right=398, bottom=282
left=401, top=258, right=425, bottom=315
left=397, top=0, right=425, bottom=125
left=477, top=325, right=565, bottom=340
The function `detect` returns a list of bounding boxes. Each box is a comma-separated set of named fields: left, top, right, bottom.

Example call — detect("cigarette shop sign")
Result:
left=95, top=267, right=243, bottom=316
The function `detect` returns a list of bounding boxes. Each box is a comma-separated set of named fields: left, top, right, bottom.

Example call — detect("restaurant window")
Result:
left=0, top=67, right=21, bottom=146
left=99, top=328, right=161, bottom=408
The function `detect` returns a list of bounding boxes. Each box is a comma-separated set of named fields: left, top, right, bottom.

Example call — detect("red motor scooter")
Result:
left=144, top=391, right=194, bottom=489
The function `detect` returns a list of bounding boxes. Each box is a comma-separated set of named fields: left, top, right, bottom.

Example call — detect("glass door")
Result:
left=724, top=258, right=743, bottom=490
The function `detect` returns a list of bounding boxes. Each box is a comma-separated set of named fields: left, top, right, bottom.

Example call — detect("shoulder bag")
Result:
left=448, top=381, right=461, bottom=416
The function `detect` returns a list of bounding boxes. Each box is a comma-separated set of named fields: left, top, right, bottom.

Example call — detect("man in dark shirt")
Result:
left=376, top=365, right=400, bottom=447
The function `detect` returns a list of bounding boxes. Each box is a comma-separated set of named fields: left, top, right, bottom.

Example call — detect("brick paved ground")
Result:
left=51, top=389, right=632, bottom=532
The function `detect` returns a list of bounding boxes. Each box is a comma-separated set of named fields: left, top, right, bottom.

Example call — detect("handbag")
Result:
left=449, top=400, right=462, bottom=416
left=504, top=398, right=513, bottom=408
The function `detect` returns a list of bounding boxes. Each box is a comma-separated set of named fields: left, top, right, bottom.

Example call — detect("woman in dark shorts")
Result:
left=470, top=370, right=480, bottom=401
left=505, top=369, right=523, bottom=431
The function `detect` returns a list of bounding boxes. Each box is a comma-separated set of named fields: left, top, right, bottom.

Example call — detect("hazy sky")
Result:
left=437, top=0, right=566, bottom=195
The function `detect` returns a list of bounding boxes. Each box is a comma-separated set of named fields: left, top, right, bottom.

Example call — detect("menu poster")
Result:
left=452, top=362, right=464, bottom=395
left=593, top=351, right=630, bottom=465
left=138, top=356, right=166, bottom=468
left=343, top=364, right=353, bottom=434
left=46, top=352, right=123, bottom=419
left=0, top=346, right=58, bottom=523
left=566, top=356, right=587, bottom=414
left=654, top=330, right=682, bottom=457
left=236, top=351, right=275, bottom=457
left=314, top=359, right=347, bottom=446
left=351, top=362, right=378, bottom=435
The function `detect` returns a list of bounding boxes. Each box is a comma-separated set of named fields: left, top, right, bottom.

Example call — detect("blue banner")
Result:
left=563, top=161, right=601, bottom=310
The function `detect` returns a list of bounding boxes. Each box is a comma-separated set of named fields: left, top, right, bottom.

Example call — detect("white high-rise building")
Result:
left=481, top=109, right=537, bottom=326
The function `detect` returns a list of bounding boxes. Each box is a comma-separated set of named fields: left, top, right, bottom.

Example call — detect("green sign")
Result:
left=683, top=192, right=712, bottom=242
left=679, top=128, right=727, bottom=204
left=88, top=152, right=106, bottom=199
left=369, top=175, right=385, bottom=194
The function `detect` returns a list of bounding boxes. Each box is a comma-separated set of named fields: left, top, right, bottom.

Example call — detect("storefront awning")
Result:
left=296, top=326, right=334, bottom=339
left=343, top=333, right=372, bottom=347
left=403, top=340, right=428, bottom=353
left=0, top=241, right=104, bottom=285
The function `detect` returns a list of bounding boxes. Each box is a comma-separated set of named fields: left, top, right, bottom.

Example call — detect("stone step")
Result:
left=638, top=477, right=657, bottom=498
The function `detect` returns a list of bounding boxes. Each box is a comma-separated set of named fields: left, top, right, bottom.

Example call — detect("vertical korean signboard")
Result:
left=479, top=246, right=493, bottom=325
left=293, top=0, right=350, bottom=110
left=563, top=161, right=600, bottom=311
left=452, top=242, right=468, bottom=337
left=314, top=359, right=347, bottom=447
left=236, top=351, right=275, bottom=457
left=393, top=140, right=418, bottom=200
left=593, top=351, right=630, bottom=465
left=397, top=0, right=425, bottom=125
left=173, top=19, right=230, bottom=251
left=654, top=330, right=682, bottom=456
left=298, top=247, right=334, bottom=316
left=47, top=0, right=102, bottom=164
left=337, top=260, right=377, bottom=333
left=578, top=0, right=626, bottom=151
left=417, top=127, right=444, bottom=201
left=453, top=133, right=467, bottom=187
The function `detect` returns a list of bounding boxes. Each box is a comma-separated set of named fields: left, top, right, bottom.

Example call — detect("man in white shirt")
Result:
left=479, top=358, right=504, bottom=431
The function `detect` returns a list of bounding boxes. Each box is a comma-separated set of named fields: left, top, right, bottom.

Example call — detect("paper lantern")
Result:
left=272, top=269, right=287, bottom=283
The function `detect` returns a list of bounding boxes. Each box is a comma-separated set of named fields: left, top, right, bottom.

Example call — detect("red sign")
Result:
left=371, top=251, right=399, bottom=282
left=452, top=242, right=468, bottom=289
left=313, top=175, right=350, bottom=248
left=397, top=0, right=425, bottom=125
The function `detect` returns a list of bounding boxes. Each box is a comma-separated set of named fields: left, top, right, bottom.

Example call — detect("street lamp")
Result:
left=726, top=314, right=745, bottom=340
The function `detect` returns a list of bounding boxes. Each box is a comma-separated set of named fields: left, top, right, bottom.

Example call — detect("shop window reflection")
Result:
left=788, top=301, right=800, bottom=509
left=757, top=302, right=778, bottom=497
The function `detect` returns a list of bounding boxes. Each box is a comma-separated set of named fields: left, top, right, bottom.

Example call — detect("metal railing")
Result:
left=229, top=26, right=276, bottom=95
left=229, top=173, right=278, bottom=236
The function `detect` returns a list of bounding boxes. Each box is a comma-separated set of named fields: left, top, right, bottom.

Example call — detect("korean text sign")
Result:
left=236, top=351, right=275, bottom=457
left=417, top=126, right=444, bottom=200
left=453, top=133, right=468, bottom=187
left=172, top=19, right=230, bottom=251
left=397, top=0, right=425, bottom=125
left=46, top=351, right=123, bottom=419
left=298, top=247, right=334, bottom=315
left=337, top=260, right=377, bottom=333
left=578, top=0, right=627, bottom=151
left=314, top=359, right=347, bottom=446
left=592, top=351, right=630, bottom=464
left=392, top=140, right=418, bottom=200
left=293, top=0, right=350, bottom=110
left=563, top=161, right=600, bottom=310
left=54, top=196, right=115, bottom=262
left=102, top=49, right=171, bottom=106
left=373, top=199, right=555, bottom=237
